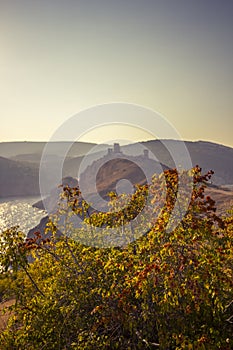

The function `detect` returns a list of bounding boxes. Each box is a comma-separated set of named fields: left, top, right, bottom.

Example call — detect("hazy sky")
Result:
left=1, top=0, right=233, bottom=146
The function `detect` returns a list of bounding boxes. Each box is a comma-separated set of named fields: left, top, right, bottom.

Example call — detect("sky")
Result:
left=0, top=0, right=233, bottom=147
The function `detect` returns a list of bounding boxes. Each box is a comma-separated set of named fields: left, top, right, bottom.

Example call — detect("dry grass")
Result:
left=206, top=187, right=233, bottom=215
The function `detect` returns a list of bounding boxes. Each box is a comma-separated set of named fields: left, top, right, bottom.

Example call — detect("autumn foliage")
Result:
left=0, top=167, right=232, bottom=349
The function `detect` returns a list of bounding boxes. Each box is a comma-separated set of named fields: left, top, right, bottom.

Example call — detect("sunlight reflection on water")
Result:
left=0, top=197, right=46, bottom=235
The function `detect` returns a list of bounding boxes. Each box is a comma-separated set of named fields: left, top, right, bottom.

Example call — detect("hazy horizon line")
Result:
left=0, top=138, right=233, bottom=149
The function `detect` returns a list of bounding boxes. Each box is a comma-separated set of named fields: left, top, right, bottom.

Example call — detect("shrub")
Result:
left=0, top=167, right=232, bottom=349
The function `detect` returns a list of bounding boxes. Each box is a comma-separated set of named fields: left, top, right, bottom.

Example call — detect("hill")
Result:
left=0, top=141, right=98, bottom=163
left=123, top=140, right=233, bottom=185
left=79, top=150, right=168, bottom=200
left=0, top=157, right=39, bottom=197
left=0, top=140, right=232, bottom=198
left=206, top=185, right=233, bottom=215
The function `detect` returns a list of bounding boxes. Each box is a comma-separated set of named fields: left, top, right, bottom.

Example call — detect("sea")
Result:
left=0, top=196, right=46, bottom=235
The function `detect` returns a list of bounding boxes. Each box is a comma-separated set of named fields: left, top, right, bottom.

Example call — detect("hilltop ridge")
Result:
left=0, top=140, right=232, bottom=198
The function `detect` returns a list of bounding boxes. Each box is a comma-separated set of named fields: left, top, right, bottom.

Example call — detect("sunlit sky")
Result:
left=0, top=0, right=233, bottom=147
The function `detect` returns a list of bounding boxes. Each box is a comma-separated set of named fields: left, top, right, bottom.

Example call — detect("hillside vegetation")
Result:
left=0, top=167, right=232, bottom=349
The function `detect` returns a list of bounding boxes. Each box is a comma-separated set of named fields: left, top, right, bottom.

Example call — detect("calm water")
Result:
left=0, top=196, right=46, bottom=234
